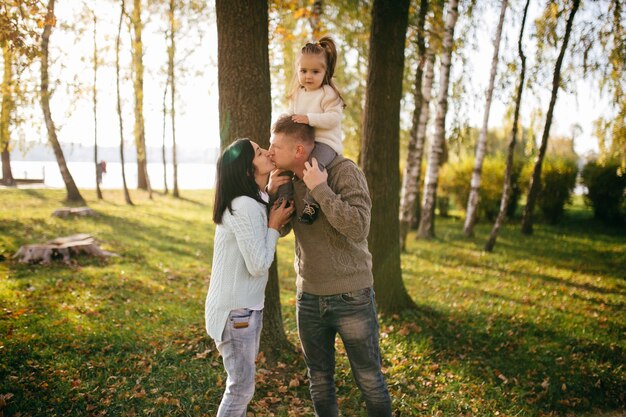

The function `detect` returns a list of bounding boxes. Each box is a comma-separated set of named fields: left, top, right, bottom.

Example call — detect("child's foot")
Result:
left=298, top=203, right=319, bottom=224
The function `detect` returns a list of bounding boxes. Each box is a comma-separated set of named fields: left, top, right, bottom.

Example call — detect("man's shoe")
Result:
left=298, top=203, right=319, bottom=224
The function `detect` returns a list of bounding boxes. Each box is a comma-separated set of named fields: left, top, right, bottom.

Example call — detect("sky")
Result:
left=9, top=1, right=614, bottom=160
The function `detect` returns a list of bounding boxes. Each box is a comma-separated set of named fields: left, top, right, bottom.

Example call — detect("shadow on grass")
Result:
left=393, top=305, right=624, bottom=415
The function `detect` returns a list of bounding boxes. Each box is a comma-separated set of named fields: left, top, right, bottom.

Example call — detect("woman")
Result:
left=205, top=138, right=293, bottom=417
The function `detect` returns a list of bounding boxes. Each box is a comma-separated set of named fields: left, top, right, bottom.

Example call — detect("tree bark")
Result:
left=216, top=0, right=290, bottom=363
left=92, top=12, right=102, bottom=200
left=521, top=0, right=580, bottom=235
left=309, top=0, right=323, bottom=38
left=417, top=0, right=460, bottom=239
left=361, top=0, right=415, bottom=313
left=117, top=0, right=133, bottom=205
left=161, top=74, right=169, bottom=194
left=463, top=0, right=508, bottom=237
left=131, top=0, right=151, bottom=193
left=399, top=0, right=430, bottom=251
left=485, top=0, right=530, bottom=252
left=41, top=0, right=85, bottom=205
left=1, top=44, right=15, bottom=186
left=168, top=0, right=179, bottom=198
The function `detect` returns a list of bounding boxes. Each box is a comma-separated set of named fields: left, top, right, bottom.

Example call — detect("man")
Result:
left=268, top=114, right=392, bottom=417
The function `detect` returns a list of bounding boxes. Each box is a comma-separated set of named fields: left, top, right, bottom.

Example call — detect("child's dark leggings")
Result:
left=276, top=142, right=337, bottom=206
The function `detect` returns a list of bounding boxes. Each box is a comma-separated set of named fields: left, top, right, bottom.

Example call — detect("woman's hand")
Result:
left=267, top=169, right=291, bottom=197
left=268, top=198, right=295, bottom=230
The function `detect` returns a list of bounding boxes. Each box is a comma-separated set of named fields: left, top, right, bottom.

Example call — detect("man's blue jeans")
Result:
left=215, top=308, right=263, bottom=417
left=296, top=287, right=392, bottom=417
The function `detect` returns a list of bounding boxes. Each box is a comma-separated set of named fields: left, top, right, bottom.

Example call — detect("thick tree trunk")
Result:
left=417, top=0, right=460, bottom=239
left=216, top=0, right=290, bottom=363
left=521, top=0, right=580, bottom=235
left=361, top=0, right=415, bottom=313
left=41, top=0, right=85, bottom=205
left=117, top=0, right=133, bottom=206
left=399, top=0, right=430, bottom=251
left=463, top=0, right=508, bottom=236
left=1, top=44, right=15, bottom=186
left=168, top=0, right=179, bottom=198
left=131, top=0, right=151, bottom=193
left=92, top=13, right=102, bottom=200
left=485, top=0, right=530, bottom=252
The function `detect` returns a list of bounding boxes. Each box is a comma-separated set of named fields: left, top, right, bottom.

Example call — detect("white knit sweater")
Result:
left=289, top=85, right=343, bottom=154
left=205, top=195, right=279, bottom=341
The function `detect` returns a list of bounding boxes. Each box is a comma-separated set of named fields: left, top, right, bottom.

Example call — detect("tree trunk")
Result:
left=216, top=0, right=290, bottom=363
left=309, top=0, right=323, bottom=38
left=168, top=0, right=179, bottom=198
left=131, top=0, right=151, bottom=193
left=361, top=0, right=415, bottom=313
left=485, top=0, right=530, bottom=252
left=399, top=0, right=429, bottom=251
left=161, top=75, right=169, bottom=194
left=117, top=0, right=133, bottom=206
left=463, top=0, right=508, bottom=237
left=521, top=0, right=580, bottom=235
left=92, top=12, right=102, bottom=200
left=1, top=44, right=15, bottom=186
left=417, top=0, right=460, bottom=239
left=41, top=0, right=85, bottom=205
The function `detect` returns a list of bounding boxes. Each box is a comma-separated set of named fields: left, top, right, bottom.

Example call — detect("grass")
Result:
left=0, top=188, right=624, bottom=416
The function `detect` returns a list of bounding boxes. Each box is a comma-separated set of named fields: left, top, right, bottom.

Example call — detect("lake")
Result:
left=9, top=161, right=216, bottom=190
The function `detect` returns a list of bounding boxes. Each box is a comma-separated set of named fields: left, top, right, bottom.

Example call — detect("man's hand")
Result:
left=267, top=169, right=291, bottom=197
left=303, top=158, right=328, bottom=191
left=292, top=114, right=309, bottom=124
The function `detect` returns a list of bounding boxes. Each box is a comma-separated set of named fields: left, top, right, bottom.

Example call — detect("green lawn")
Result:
left=1, top=189, right=624, bottom=416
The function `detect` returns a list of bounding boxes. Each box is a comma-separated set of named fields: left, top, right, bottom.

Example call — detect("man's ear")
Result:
left=295, top=144, right=306, bottom=159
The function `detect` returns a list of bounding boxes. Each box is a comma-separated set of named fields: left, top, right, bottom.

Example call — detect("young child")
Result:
left=277, top=36, right=345, bottom=224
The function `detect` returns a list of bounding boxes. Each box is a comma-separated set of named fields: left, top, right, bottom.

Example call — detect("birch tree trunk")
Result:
left=216, top=0, right=289, bottom=363
left=131, top=0, right=151, bottom=194
left=361, top=0, right=415, bottom=313
left=92, top=12, right=102, bottom=200
left=309, top=0, right=323, bottom=38
left=399, top=0, right=429, bottom=251
left=1, top=44, right=15, bottom=186
left=417, top=0, right=460, bottom=239
left=463, top=0, right=508, bottom=236
left=116, top=0, right=133, bottom=206
left=168, top=0, right=179, bottom=198
left=41, top=0, right=85, bottom=205
left=521, top=0, right=580, bottom=235
left=485, top=0, right=530, bottom=252
left=161, top=76, right=169, bottom=194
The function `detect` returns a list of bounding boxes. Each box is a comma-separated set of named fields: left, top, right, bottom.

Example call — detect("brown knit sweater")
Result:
left=288, top=155, right=373, bottom=296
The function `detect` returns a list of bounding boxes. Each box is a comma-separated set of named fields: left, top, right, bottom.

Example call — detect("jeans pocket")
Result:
left=230, top=308, right=253, bottom=329
left=340, top=287, right=372, bottom=305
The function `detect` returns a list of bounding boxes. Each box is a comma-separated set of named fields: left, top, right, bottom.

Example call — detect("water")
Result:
left=9, top=161, right=216, bottom=190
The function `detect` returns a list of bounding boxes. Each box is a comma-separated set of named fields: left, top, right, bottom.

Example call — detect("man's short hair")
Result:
left=272, top=114, right=315, bottom=145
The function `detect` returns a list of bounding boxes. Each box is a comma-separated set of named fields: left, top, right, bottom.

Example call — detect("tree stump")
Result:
left=52, top=207, right=96, bottom=218
left=13, top=234, right=118, bottom=264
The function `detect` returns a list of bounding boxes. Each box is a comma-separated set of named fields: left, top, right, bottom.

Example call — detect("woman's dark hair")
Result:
left=213, top=138, right=266, bottom=224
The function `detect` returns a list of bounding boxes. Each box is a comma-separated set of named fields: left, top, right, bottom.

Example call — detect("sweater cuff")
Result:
left=267, top=227, right=281, bottom=242
left=310, top=182, right=334, bottom=205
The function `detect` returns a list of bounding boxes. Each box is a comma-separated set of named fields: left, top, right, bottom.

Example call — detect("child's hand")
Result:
left=303, top=158, right=328, bottom=191
left=292, top=114, right=309, bottom=124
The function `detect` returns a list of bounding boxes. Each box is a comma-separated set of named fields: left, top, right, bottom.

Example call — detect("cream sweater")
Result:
left=289, top=85, right=343, bottom=154
left=205, top=195, right=279, bottom=341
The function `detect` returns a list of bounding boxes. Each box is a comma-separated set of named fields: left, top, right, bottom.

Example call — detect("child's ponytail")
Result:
left=317, top=37, right=345, bottom=108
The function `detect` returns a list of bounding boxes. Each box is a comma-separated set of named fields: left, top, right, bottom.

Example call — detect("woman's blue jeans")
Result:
left=296, top=287, right=392, bottom=417
left=215, top=308, right=263, bottom=417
